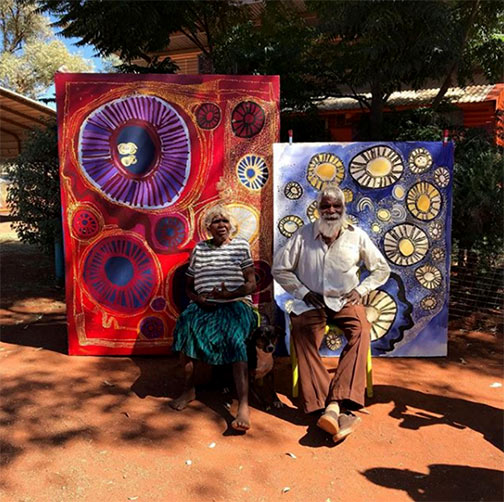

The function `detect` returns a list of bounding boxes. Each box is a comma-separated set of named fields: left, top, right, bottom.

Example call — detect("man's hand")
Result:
left=303, top=291, right=325, bottom=309
left=344, top=289, right=361, bottom=305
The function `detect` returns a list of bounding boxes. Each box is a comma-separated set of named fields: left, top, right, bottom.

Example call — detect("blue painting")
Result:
left=273, top=142, right=454, bottom=357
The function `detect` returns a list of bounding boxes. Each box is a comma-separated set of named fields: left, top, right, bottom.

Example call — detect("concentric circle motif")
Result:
left=284, top=181, right=303, bottom=200
left=155, top=216, right=187, bottom=250
left=391, top=204, right=407, bottom=222
left=82, top=235, right=157, bottom=314
left=325, top=329, right=344, bottom=351
left=236, top=154, right=269, bottom=191
left=383, top=224, right=429, bottom=266
left=150, top=297, right=167, bottom=311
left=195, top=103, right=221, bottom=130
left=78, top=95, right=191, bottom=209
left=307, top=153, right=345, bottom=190
left=357, top=197, right=374, bottom=212
left=227, top=203, right=259, bottom=243
left=231, top=101, right=265, bottom=138
left=431, top=247, right=445, bottom=262
left=363, top=290, right=397, bottom=341
left=349, top=146, right=403, bottom=189
left=278, top=215, right=304, bottom=238
left=376, top=208, right=391, bottom=222
left=306, top=201, right=319, bottom=222
left=406, top=182, right=442, bottom=221
left=408, top=147, right=432, bottom=174
left=71, top=206, right=102, bottom=240
left=434, top=167, right=450, bottom=188
left=392, top=185, right=406, bottom=200
left=415, top=264, right=442, bottom=289
left=420, top=295, right=438, bottom=311
left=253, top=260, right=273, bottom=293
left=139, top=316, right=164, bottom=339
left=342, top=188, right=354, bottom=203
left=429, top=221, right=443, bottom=240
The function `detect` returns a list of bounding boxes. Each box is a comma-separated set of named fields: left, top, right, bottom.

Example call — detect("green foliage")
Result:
left=451, top=128, right=504, bottom=265
left=0, top=0, right=92, bottom=97
left=6, top=122, right=62, bottom=252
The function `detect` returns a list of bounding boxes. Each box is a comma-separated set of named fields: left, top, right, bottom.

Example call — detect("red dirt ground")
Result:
left=1, top=220, right=503, bottom=502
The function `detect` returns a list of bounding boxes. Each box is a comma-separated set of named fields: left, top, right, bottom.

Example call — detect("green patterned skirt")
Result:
left=172, top=301, right=258, bottom=365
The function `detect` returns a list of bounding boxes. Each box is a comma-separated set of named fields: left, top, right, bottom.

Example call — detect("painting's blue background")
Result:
left=273, top=142, right=454, bottom=357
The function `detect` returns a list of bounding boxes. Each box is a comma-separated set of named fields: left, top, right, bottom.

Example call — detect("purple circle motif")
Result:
left=231, top=101, right=265, bottom=138
left=150, top=296, right=167, bottom=311
left=155, top=216, right=186, bottom=250
left=78, top=95, right=191, bottom=209
left=139, top=316, right=164, bottom=339
left=82, top=235, right=157, bottom=313
left=196, top=103, right=221, bottom=129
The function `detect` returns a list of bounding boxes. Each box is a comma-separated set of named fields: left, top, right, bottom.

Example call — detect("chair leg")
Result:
left=290, top=336, right=299, bottom=398
left=366, top=345, right=373, bottom=398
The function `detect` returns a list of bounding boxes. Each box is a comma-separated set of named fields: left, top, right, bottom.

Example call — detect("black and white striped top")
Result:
left=187, top=238, right=254, bottom=301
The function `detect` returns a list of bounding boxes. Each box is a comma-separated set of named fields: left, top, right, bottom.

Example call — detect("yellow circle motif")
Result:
left=350, top=146, right=403, bottom=189
left=306, top=201, right=319, bottom=222
left=307, top=153, right=345, bottom=190
left=342, top=188, right=354, bottom=203
left=393, top=185, right=406, bottom=200
left=362, top=290, right=398, bottom=341
left=371, top=222, right=381, bottom=233
left=409, top=147, right=433, bottom=173
left=415, top=264, right=442, bottom=289
left=406, top=182, right=442, bottom=221
left=383, top=224, right=429, bottom=266
left=377, top=208, right=391, bottom=222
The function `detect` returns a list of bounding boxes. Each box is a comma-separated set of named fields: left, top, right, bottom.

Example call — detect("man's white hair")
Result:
left=315, top=184, right=345, bottom=208
left=203, top=204, right=236, bottom=232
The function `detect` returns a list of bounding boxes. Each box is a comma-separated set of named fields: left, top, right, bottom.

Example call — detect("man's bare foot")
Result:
left=169, top=388, right=196, bottom=411
left=231, top=404, right=250, bottom=431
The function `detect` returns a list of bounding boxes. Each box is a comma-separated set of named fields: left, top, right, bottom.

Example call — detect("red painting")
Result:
left=55, top=74, right=279, bottom=355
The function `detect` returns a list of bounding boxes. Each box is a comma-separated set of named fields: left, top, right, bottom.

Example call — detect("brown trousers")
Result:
left=290, top=304, right=371, bottom=414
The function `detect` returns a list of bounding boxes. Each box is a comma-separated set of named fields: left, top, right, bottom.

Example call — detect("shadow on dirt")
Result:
left=362, top=464, right=503, bottom=501
left=369, top=384, right=503, bottom=452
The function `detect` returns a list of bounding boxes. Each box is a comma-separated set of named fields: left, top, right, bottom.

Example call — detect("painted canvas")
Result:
left=56, top=74, right=279, bottom=355
left=273, top=142, right=454, bottom=357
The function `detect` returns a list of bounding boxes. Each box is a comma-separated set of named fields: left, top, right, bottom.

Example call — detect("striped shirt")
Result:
left=187, top=238, right=254, bottom=301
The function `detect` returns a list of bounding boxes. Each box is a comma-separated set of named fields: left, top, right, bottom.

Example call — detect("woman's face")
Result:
left=208, top=214, right=232, bottom=242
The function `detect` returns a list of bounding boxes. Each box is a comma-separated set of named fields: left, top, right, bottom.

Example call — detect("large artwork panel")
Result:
left=273, top=142, right=454, bottom=357
left=56, top=74, right=279, bottom=355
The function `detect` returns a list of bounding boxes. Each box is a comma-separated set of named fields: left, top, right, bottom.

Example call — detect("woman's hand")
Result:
left=209, top=282, right=232, bottom=300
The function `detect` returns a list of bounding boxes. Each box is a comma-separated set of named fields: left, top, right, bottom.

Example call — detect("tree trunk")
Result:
left=369, top=83, right=385, bottom=140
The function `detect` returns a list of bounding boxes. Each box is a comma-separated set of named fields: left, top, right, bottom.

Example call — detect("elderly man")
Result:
left=272, top=185, right=390, bottom=442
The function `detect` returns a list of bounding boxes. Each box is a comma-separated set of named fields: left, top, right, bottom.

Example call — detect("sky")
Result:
left=41, top=15, right=106, bottom=108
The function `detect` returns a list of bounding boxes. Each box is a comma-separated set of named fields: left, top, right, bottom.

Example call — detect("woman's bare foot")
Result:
left=169, top=388, right=196, bottom=411
left=231, top=403, right=250, bottom=431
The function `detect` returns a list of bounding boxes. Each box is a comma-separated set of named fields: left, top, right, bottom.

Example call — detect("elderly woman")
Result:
left=169, top=205, right=257, bottom=431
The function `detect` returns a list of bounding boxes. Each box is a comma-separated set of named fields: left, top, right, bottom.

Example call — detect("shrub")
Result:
left=7, top=122, right=62, bottom=253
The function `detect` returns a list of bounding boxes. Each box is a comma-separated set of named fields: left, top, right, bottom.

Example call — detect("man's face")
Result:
left=319, top=195, right=344, bottom=221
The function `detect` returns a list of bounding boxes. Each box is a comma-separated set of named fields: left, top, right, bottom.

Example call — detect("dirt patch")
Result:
left=1, top=224, right=503, bottom=502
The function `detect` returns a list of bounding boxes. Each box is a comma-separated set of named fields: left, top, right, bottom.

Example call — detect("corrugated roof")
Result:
left=315, top=84, right=499, bottom=112
left=0, top=87, right=56, bottom=160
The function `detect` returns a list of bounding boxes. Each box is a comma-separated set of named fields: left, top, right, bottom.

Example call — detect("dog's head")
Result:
left=250, top=325, right=284, bottom=354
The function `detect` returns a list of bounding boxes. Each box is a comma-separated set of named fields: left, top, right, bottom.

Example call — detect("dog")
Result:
left=246, top=325, right=284, bottom=410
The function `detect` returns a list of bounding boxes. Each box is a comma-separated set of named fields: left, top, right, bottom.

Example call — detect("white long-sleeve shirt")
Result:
left=272, top=221, right=390, bottom=315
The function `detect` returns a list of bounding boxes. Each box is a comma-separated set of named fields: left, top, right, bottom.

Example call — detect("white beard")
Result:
left=317, top=215, right=344, bottom=238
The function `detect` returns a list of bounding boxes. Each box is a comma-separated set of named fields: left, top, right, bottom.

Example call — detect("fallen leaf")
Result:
left=285, top=452, right=296, bottom=459
left=103, top=380, right=115, bottom=387
left=185, top=460, right=192, bottom=465
left=490, top=382, right=502, bottom=388
left=282, top=487, right=291, bottom=493
left=459, top=358, right=467, bottom=365
left=208, top=442, right=216, bottom=448
left=121, top=412, right=130, bottom=418
left=128, top=497, right=138, bottom=501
